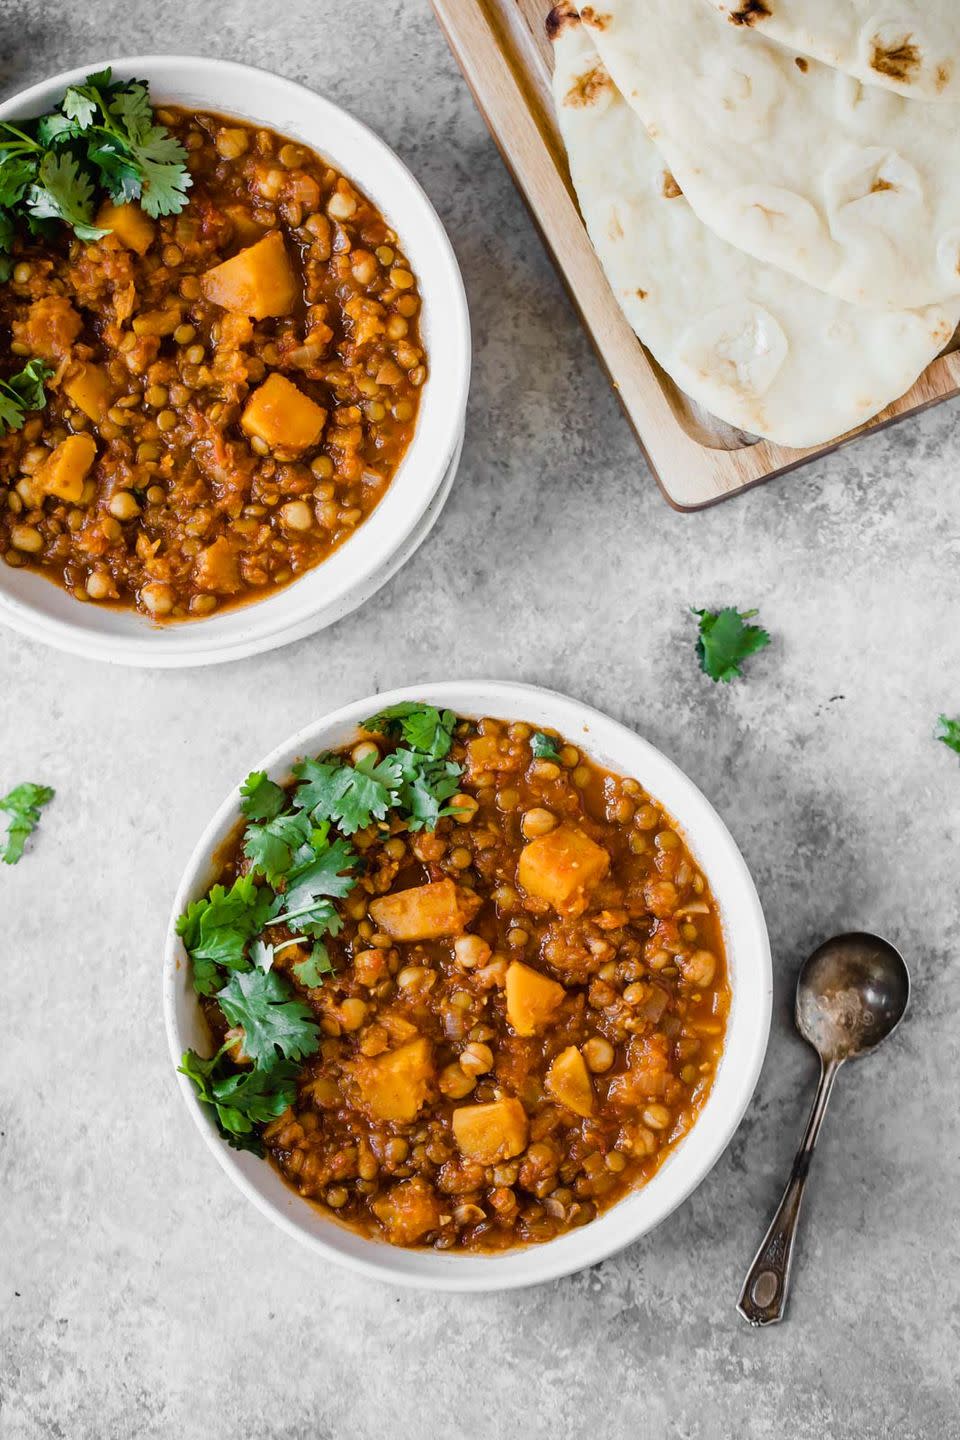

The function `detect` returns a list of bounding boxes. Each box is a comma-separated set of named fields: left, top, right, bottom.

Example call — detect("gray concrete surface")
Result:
left=2, top=2, right=959, bottom=1436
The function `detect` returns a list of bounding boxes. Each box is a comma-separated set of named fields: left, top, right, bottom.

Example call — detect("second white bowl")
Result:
left=0, top=57, right=471, bottom=666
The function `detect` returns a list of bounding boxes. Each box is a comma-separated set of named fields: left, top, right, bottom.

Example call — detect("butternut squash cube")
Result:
left=452, top=1097, right=529, bottom=1164
left=201, top=230, right=298, bottom=318
left=240, top=373, right=327, bottom=452
left=14, top=296, right=82, bottom=361
left=63, top=363, right=113, bottom=422
left=35, top=433, right=97, bottom=503
left=369, top=879, right=482, bottom=943
left=96, top=200, right=155, bottom=256
left=518, top=824, right=610, bottom=914
left=545, top=1046, right=595, bottom=1118
left=505, top=961, right=565, bottom=1037
left=193, top=535, right=241, bottom=594
left=371, top=1179, right=444, bottom=1245
left=352, top=1037, right=433, bottom=1124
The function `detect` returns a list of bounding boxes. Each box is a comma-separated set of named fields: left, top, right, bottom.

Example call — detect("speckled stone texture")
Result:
left=1, top=3, right=959, bottom=1436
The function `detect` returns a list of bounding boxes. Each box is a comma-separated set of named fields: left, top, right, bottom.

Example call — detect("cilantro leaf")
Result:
left=393, top=748, right=463, bottom=831
left=0, top=155, right=38, bottom=208
left=694, top=607, right=771, bottom=683
left=293, top=752, right=401, bottom=836
left=363, top=703, right=457, bottom=760
left=0, top=781, right=54, bottom=864
left=176, top=875, right=275, bottom=994
left=937, top=714, right=960, bottom=758
left=216, top=968, right=320, bottom=1069
left=292, top=941, right=336, bottom=989
left=531, top=731, right=561, bottom=761
left=242, top=810, right=313, bottom=886
left=26, top=151, right=107, bottom=242
left=265, top=837, right=358, bottom=935
left=239, top=770, right=287, bottom=822
left=178, top=1046, right=299, bottom=1153
left=61, top=85, right=99, bottom=129
left=0, top=358, right=53, bottom=436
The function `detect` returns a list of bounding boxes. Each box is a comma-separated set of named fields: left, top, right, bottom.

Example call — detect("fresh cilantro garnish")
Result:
left=363, top=703, right=457, bottom=761
left=694, top=607, right=771, bottom=683
left=292, top=941, right=336, bottom=989
left=242, top=809, right=314, bottom=886
left=178, top=1044, right=299, bottom=1154
left=393, top=748, right=463, bottom=831
left=239, top=770, right=287, bottom=822
left=176, top=875, right=275, bottom=995
left=265, top=836, right=358, bottom=935
left=937, top=714, right=960, bottom=758
left=216, top=967, right=320, bottom=1069
left=0, top=67, right=190, bottom=255
left=0, top=357, right=53, bottom=436
left=531, top=731, right=561, bottom=761
left=293, top=752, right=402, bottom=836
left=0, top=781, right=54, bottom=864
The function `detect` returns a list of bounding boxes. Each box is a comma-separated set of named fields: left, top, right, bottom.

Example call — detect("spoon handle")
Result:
left=737, top=1057, right=841, bottom=1327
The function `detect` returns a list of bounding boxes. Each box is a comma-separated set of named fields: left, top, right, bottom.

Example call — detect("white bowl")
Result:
left=0, top=58, right=470, bottom=667
left=163, top=681, right=772, bottom=1291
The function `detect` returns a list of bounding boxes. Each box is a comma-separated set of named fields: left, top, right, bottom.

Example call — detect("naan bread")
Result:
left=707, top=0, right=960, bottom=103
left=551, top=11, right=958, bottom=447
left=577, top=0, right=960, bottom=309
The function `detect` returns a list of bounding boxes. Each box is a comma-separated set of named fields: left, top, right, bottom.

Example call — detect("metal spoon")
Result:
left=737, top=931, right=910, bottom=1327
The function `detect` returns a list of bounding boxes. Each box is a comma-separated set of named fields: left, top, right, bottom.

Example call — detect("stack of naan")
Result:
left=549, top=0, right=960, bottom=446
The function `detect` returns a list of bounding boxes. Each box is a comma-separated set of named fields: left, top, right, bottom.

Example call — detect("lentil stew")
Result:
left=0, top=106, right=426, bottom=619
left=177, top=706, right=730, bottom=1252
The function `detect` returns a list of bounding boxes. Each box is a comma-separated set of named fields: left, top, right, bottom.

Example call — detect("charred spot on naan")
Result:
left=564, top=63, right=613, bottom=107
left=546, top=1, right=579, bottom=40
left=794, top=57, right=808, bottom=74
left=869, top=36, right=921, bottom=83
left=936, top=64, right=952, bottom=93
left=727, top=1, right=771, bottom=27
left=580, top=6, right=612, bottom=30
left=661, top=171, right=683, bottom=200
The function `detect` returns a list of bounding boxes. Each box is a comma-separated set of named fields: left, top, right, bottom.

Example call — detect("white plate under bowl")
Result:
left=0, top=57, right=470, bottom=667
left=163, top=681, right=772, bottom=1291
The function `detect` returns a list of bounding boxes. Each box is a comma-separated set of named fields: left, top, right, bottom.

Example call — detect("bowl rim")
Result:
left=162, top=680, right=772, bottom=1291
left=0, top=55, right=471, bottom=667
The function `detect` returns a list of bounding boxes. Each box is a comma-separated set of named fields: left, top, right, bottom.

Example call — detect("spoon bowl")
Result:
left=796, top=931, right=910, bottom=1063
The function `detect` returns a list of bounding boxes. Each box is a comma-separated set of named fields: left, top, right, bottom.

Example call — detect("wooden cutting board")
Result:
left=431, top=0, right=960, bottom=509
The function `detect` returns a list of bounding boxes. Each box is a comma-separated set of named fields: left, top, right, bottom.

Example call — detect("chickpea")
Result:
left=642, top=1104, right=672, bottom=1131
left=439, top=1062, right=476, bottom=1099
left=85, top=570, right=113, bottom=601
left=339, top=998, right=367, bottom=1032
left=140, top=582, right=174, bottom=617
left=521, top=807, right=557, bottom=839
left=108, top=491, right=140, bottom=522
left=681, top=949, right=717, bottom=988
left=453, top=934, right=492, bottom=970
left=582, top=1037, right=615, bottom=1073
left=459, top=1042, right=494, bottom=1076
left=10, top=524, right=42, bottom=553
left=351, top=740, right=380, bottom=765
left=280, top=500, right=314, bottom=531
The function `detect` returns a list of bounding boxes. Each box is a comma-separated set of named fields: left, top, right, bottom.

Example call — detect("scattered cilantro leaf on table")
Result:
left=694, top=607, right=770, bottom=683
left=216, top=967, right=320, bottom=1069
left=0, top=357, right=53, bottom=436
left=0, top=781, right=54, bottom=864
left=363, top=702, right=457, bottom=760
left=531, top=731, right=561, bottom=761
left=937, top=715, right=960, bottom=758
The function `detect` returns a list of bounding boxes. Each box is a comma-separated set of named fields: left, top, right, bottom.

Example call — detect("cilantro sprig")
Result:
left=0, top=67, right=191, bottom=257
left=176, top=702, right=469, bottom=1159
left=937, top=714, right=960, bottom=758
left=0, top=781, right=54, bottom=864
left=0, top=358, right=53, bottom=436
left=694, top=607, right=771, bottom=683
